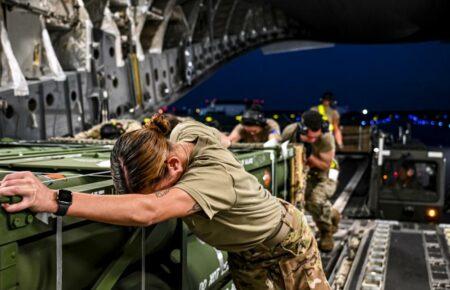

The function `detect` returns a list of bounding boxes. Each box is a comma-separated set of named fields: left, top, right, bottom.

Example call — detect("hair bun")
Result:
left=143, top=113, right=171, bottom=135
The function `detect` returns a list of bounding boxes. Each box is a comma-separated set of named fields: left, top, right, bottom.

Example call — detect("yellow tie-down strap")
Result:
left=318, top=105, right=334, bottom=132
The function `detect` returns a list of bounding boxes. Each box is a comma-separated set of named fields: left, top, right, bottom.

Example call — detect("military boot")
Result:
left=331, top=207, right=341, bottom=234
left=319, top=229, right=334, bottom=252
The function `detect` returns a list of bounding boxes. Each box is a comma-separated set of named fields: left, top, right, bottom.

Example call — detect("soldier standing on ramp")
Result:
left=282, top=111, right=341, bottom=252
left=311, top=91, right=343, bottom=149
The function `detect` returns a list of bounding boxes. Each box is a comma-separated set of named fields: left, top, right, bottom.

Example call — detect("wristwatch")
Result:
left=55, top=189, right=73, bottom=216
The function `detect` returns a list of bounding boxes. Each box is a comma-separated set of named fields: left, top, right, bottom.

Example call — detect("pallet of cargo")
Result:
left=0, top=144, right=234, bottom=290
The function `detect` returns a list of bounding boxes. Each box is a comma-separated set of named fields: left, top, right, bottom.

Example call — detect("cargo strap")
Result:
left=56, top=217, right=63, bottom=290
left=130, top=54, right=143, bottom=107
left=281, top=141, right=289, bottom=200
left=213, top=248, right=226, bottom=274
left=141, top=227, right=146, bottom=290
left=264, top=150, right=276, bottom=194
left=283, top=155, right=288, bottom=199
left=318, top=105, right=334, bottom=132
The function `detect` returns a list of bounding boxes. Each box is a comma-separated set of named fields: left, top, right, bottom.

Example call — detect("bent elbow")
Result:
left=221, top=136, right=232, bottom=148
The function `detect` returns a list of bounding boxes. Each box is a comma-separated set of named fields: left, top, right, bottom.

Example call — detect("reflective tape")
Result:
left=318, top=105, right=334, bottom=131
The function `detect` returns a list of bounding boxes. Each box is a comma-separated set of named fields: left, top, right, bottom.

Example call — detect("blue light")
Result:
left=431, top=121, right=435, bottom=126
left=438, top=122, right=443, bottom=127
left=382, top=117, right=391, bottom=124
left=361, top=121, right=367, bottom=126
left=370, top=120, right=375, bottom=125
left=395, top=114, right=400, bottom=119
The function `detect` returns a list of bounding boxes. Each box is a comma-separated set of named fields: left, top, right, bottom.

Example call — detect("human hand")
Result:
left=304, top=143, right=313, bottom=158
left=0, top=171, right=57, bottom=213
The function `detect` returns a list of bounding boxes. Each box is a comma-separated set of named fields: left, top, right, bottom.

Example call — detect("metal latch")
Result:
left=0, top=196, right=34, bottom=229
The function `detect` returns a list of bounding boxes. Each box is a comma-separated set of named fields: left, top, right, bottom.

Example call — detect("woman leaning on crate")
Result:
left=0, top=114, right=330, bottom=290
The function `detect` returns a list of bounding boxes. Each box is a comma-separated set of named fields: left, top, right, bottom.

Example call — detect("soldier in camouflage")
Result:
left=282, top=111, right=340, bottom=252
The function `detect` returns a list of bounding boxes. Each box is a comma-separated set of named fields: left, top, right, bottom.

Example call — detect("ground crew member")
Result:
left=311, top=91, right=343, bottom=149
left=282, top=110, right=340, bottom=252
left=0, top=114, right=330, bottom=290
left=74, top=119, right=141, bottom=139
left=228, top=108, right=281, bottom=144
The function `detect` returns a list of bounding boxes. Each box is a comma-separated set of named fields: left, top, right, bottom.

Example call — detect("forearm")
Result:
left=228, top=134, right=240, bottom=144
left=0, top=172, right=197, bottom=226
left=228, top=126, right=242, bottom=144
left=67, top=192, right=158, bottom=227
left=307, top=155, right=330, bottom=171
left=334, top=128, right=343, bottom=147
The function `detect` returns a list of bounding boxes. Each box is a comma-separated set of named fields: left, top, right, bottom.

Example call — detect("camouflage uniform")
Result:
left=228, top=200, right=330, bottom=290
left=282, top=124, right=340, bottom=250
left=305, top=173, right=337, bottom=232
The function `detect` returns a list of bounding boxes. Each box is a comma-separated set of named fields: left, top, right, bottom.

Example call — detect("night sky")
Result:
left=174, top=41, right=450, bottom=112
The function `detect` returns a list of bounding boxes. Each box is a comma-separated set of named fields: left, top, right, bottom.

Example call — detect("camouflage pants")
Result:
left=305, top=174, right=337, bottom=230
left=228, top=201, right=330, bottom=290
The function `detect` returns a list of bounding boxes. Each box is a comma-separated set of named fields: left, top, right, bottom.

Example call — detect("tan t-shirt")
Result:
left=231, top=118, right=281, bottom=143
left=170, top=120, right=282, bottom=252
left=312, top=132, right=335, bottom=156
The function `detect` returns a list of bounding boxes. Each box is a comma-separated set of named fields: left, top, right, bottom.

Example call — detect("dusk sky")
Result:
left=174, top=41, right=450, bottom=112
